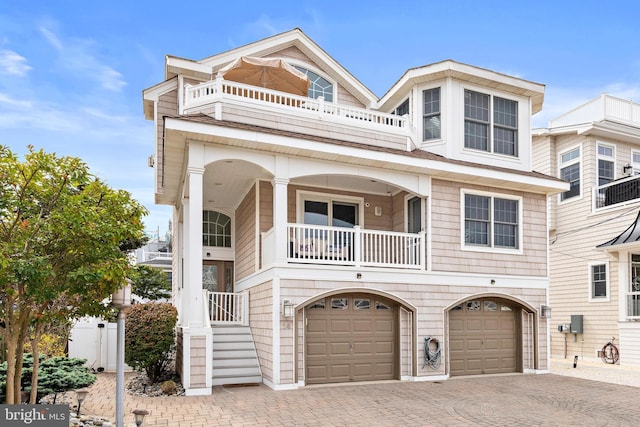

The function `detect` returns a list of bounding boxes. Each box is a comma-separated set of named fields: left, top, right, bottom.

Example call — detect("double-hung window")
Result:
left=589, top=262, right=608, bottom=301
left=629, top=255, right=640, bottom=318
left=423, top=88, right=441, bottom=140
left=597, top=143, right=615, bottom=186
left=559, top=146, right=581, bottom=201
left=463, top=192, right=520, bottom=250
left=464, top=90, right=518, bottom=156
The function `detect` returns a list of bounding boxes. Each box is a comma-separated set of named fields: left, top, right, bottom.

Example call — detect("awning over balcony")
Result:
left=217, top=56, right=309, bottom=96
left=597, top=211, right=640, bottom=249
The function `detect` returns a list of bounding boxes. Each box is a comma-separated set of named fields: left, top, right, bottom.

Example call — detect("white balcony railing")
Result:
left=139, top=250, right=172, bottom=262
left=207, top=291, right=248, bottom=325
left=287, top=223, right=425, bottom=269
left=550, top=94, right=640, bottom=128
left=593, top=175, right=640, bottom=210
left=183, top=78, right=409, bottom=131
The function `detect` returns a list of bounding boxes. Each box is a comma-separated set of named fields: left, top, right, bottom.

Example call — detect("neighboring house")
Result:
left=142, top=28, right=567, bottom=395
left=533, top=94, right=640, bottom=365
left=135, top=232, right=173, bottom=284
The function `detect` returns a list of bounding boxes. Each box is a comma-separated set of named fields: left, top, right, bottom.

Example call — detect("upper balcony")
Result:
left=593, top=174, right=640, bottom=210
left=182, top=77, right=413, bottom=150
left=550, top=94, right=640, bottom=128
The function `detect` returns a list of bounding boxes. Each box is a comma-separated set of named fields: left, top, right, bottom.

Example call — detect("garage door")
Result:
left=306, top=294, right=396, bottom=384
left=449, top=298, right=518, bottom=376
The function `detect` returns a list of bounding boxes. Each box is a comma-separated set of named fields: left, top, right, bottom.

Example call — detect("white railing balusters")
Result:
left=207, top=291, right=247, bottom=325
left=183, top=79, right=408, bottom=131
left=285, top=223, right=423, bottom=269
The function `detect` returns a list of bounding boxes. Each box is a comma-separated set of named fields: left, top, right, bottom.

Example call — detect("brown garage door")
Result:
left=306, top=294, right=396, bottom=384
left=449, top=298, right=518, bottom=376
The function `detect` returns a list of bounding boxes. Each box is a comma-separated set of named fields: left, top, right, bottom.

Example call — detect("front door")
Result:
left=202, top=261, right=234, bottom=292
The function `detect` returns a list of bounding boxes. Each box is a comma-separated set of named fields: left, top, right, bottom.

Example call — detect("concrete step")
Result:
left=212, top=375, right=262, bottom=386
left=213, top=366, right=262, bottom=377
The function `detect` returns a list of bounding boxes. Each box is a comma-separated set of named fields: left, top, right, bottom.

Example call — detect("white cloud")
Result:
left=0, top=92, right=32, bottom=108
left=39, top=26, right=64, bottom=50
left=38, top=26, right=127, bottom=92
left=0, top=50, right=31, bottom=76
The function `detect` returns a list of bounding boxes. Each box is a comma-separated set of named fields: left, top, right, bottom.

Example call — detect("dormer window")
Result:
left=293, top=66, right=333, bottom=102
left=464, top=90, right=518, bottom=157
left=423, top=88, right=441, bottom=141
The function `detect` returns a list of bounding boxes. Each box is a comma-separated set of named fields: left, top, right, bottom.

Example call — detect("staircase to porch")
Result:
left=211, top=325, right=262, bottom=386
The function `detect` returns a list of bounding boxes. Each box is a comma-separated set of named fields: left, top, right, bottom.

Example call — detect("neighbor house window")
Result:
left=559, top=146, right=581, bottom=201
left=293, top=66, right=333, bottom=102
left=632, top=150, right=640, bottom=174
left=590, top=263, right=608, bottom=300
left=463, top=192, right=520, bottom=250
left=423, top=88, right=441, bottom=140
left=629, top=255, right=640, bottom=317
left=203, top=210, right=231, bottom=247
left=464, top=90, right=518, bottom=156
left=597, top=143, right=615, bottom=186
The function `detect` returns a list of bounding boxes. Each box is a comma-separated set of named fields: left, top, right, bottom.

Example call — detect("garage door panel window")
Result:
left=354, top=298, right=370, bottom=309
left=332, top=298, right=348, bottom=309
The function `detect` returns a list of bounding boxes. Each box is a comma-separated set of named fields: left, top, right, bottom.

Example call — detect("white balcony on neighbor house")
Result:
left=182, top=78, right=410, bottom=137
left=138, top=250, right=173, bottom=263
left=550, top=94, right=640, bottom=128
left=262, top=224, right=425, bottom=270
left=593, top=175, right=640, bottom=210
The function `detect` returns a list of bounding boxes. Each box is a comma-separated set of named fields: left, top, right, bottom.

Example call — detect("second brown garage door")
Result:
left=449, top=298, right=518, bottom=376
left=306, top=294, right=396, bottom=384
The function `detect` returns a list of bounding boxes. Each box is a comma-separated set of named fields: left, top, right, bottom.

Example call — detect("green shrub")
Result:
left=0, top=354, right=96, bottom=402
left=125, top=302, right=177, bottom=383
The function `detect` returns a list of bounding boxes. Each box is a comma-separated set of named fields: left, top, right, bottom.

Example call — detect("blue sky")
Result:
left=1, top=1, right=639, bottom=236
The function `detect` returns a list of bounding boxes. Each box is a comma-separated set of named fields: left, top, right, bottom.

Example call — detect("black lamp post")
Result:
left=132, top=409, right=149, bottom=426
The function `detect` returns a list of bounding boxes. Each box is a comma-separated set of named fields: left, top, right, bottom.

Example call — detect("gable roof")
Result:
left=378, top=60, right=545, bottom=113
left=165, top=28, right=378, bottom=108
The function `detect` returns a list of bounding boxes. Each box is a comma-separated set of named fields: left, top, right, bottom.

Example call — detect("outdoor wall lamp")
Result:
left=133, top=409, right=149, bottom=426
left=540, top=304, right=552, bottom=319
left=76, top=389, right=89, bottom=416
left=623, top=164, right=633, bottom=175
left=282, top=299, right=295, bottom=318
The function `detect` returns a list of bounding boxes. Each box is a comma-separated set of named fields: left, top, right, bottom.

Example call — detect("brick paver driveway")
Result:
left=82, top=372, right=640, bottom=426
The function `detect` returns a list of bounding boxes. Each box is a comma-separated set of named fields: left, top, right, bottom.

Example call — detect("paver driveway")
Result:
left=81, top=371, right=640, bottom=426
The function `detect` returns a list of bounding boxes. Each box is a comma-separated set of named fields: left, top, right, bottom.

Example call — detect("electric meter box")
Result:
left=570, top=314, right=583, bottom=334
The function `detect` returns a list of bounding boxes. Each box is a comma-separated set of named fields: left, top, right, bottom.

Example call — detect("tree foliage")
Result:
left=0, top=354, right=96, bottom=403
left=130, top=265, right=171, bottom=301
left=0, top=145, right=147, bottom=403
left=125, top=303, right=177, bottom=383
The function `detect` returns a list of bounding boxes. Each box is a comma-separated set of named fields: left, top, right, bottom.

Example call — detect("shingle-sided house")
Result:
left=142, top=28, right=567, bottom=395
left=533, top=94, right=640, bottom=366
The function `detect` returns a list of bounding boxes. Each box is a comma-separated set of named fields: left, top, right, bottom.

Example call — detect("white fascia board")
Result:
left=165, top=56, right=212, bottom=78
left=164, top=117, right=568, bottom=194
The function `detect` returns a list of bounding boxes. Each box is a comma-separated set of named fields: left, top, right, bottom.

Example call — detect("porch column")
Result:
left=272, top=177, right=289, bottom=265
left=183, top=166, right=205, bottom=327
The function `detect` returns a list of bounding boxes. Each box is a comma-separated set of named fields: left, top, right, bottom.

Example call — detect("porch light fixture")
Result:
left=540, top=305, right=551, bottom=319
left=133, top=409, right=149, bottom=426
left=76, top=389, right=89, bottom=416
left=282, top=299, right=294, bottom=318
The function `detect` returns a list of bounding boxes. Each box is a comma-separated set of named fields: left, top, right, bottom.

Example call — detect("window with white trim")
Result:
left=631, top=150, right=640, bottom=174
left=423, top=88, right=441, bottom=141
left=463, top=192, right=520, bottom=250
left=597, top=143, right=615, bottom=186
left=590, top=263, right=608, bottom=299
left=203, top=210, right=231, bottom=247
left=629, top=255, right=640, bottom=317
left=293, top=66, right=333, bottom=102
left=559, top=146, right=581, bottom=201
left=464, top=90, right=518, bottom=156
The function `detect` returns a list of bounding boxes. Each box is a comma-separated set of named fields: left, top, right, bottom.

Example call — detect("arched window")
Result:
left=202, top=210, right=231, bottom=247
left=294, top=66, right=333, bottom=102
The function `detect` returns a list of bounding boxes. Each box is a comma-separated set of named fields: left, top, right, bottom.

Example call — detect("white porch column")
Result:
left=182, top=166, right=205, bottom=327
left=272, top=172, right=289, bottom=264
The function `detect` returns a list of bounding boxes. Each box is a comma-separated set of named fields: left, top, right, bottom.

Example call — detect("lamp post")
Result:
left=111, top=280, right=132, bottom=427
left=132, top=409, right=149, bottom=426
left=75, top=389, right=89, bottom=417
